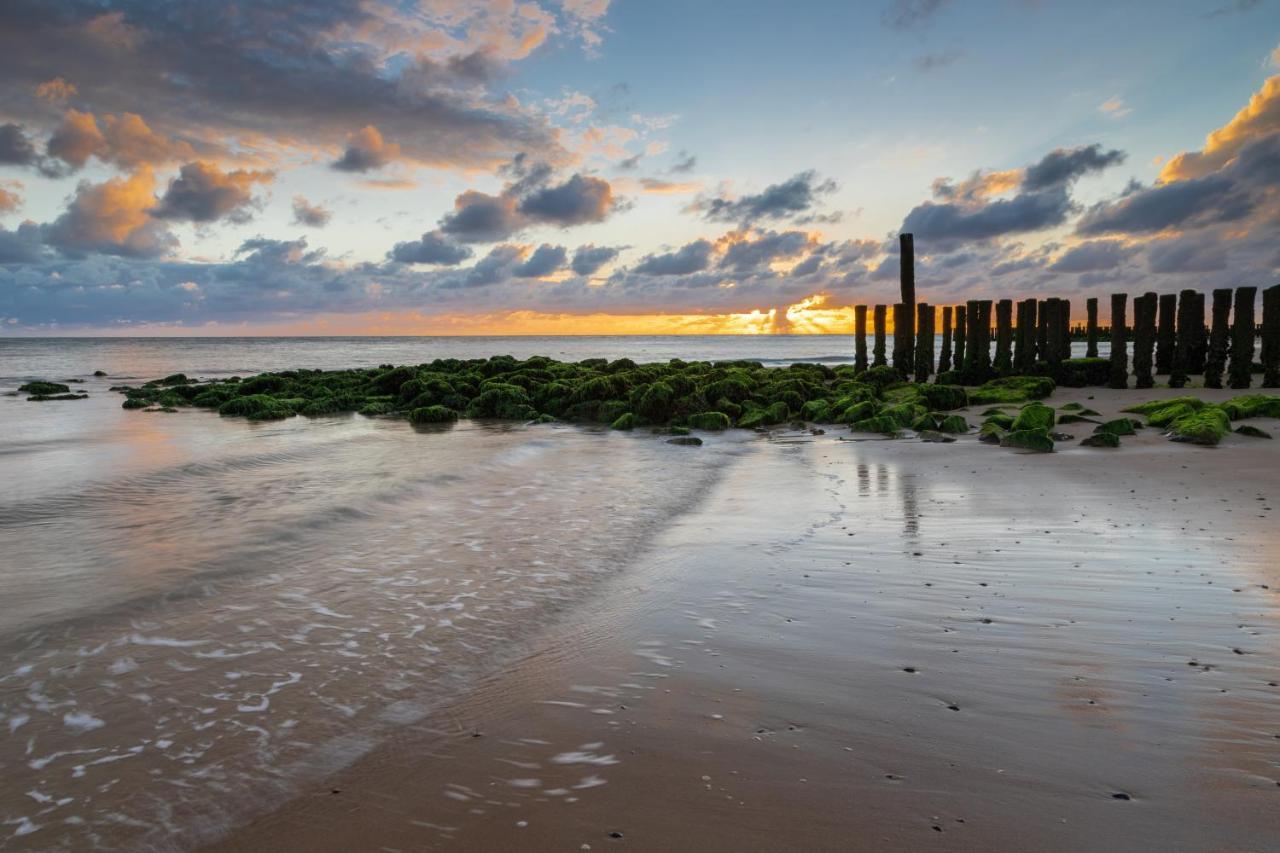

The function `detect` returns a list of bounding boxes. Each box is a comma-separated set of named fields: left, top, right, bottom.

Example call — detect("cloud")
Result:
left=1160, top=75, right=1280, bottom=181
left=1047, top=239, right=1135, bottom=272
left=913, top=49, right=963, bottom=71
left=632, top=239, right=714, bottom=275
left=43, top=168, right=176, bottom=258
left=45, top=109, right=104, bottom=171
left=719, top=230, right=815, bottom=271
left=35, top=77, right=76, bottom=103
left=0, top=182, right=22, bottom=213
left=1021, top=144, right=1126, bottom=191
left=1207, top=0, right=1262, bottom=16
left=331, top=125, right=401, bottom=173
left=439, top=160, right=620, bottom=242
left=882, top=0, right=950, bottom=30
left=43, top=109, right=199, bottom=173
left=670, top=151, right=697, bottom=173
left=901, top=185, right=1074, bottom=245
left=639, top=178, right=700, bottom=194
left=698, top=171, right=838, bottom=224
left=1076, top=174, right=1244, bottom=234
left=457, top=244, right=528, bottom=287
left=1098, top=96, right=1131, bottom=119
left=389, top=230, right=474, bottom=265
left=512, top=243, right=568, bottom=277
left=151, top=162, right=273, bottom=223
left=0, top=124, right=38, bottom=166
left=570, top=244, right=621, bottom=275
left=1146, top=235, right=1230, bottom=273
left=0, top=222, right=47, bottom=263
left=291, top=196, right=332, bottom=227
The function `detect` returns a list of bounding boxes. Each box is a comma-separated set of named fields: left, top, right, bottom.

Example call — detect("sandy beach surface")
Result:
left=200, top=386, right=1280, bottom=853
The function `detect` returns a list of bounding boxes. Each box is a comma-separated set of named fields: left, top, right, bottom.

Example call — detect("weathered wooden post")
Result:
left=1086, top=297, right=1099, bottom=358
left=994, top=299, right=1013, bottom=374
left=1192, top=292, right=1208, bottom=374
left=953, top=305, right=967, bottom=371
left=973, top=300, right=993, bottom=377
left=1058, top=299, right=1072, bottom=361
left=897, top=233, right=916, bottom=375
left=1263, top=284, right=1280, bottom=388
left=1156, top=293, right=1177, bottom=374
left=939, top=306, right=954, bottom=374
left=914, top=303, right=934, bottom=383
left=854, top=305, right=868, bottom=372
left=1169, top=288, right=1196, bottom=389
left=1204, top=288, right=1232, bottom=389
left=1036, top=298, right=1049, bottom=361
left=892, top=303, right=911, bottom=375
left=1013, top=299, right=1032, bottom=372
left=1133, top=293, right=1157, bottom=389
left=873, top=304, right=887, bottom=367
left=1109, top=293, right=1128, bottom=389
left=1045, top=299, right=1065, bottom=369
left=1228, top=287, right=1256, bottom=389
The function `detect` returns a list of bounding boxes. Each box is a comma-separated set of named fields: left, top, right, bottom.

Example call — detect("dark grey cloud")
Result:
left=632, top=239, right=714, bottom=275
left=913, top=49, right=963, bottom=71
left=1207, top=0, right=1262, bottom=16
left=1146, top=235, right=1230, bottom=273
left=331, top=125, right=399, bottom=172
left=291, top=196, right=332, bottom=227
left=882, top=0, right=950, bottom=30
left=617, top=153, right=642, bottom=171
left=700, top=171, right=837, bottom=224
left=0, top=2, right=567, bottom=172
left=1047, top=239, right=1134, bottom=273
left=0, top=123, right=38, bottom=166
left=512, top=243, right=567, bottom=277
left=439, top=165, right=619, bottom=242
left=719, top=230, right=811, bottom=271
left=456, top=244, right=525, bottom=287
left=1076, top=175, right=1242, bottom=235
left=570, top=244, right=620, bottom=276
left=0, top=222, right=48, bottom=263
left=901, top=185, right=1073, bottom=245
left=670, top=151, right=697, bottom=173
left=151, top=162, right=271, bottom=223
left=1022, top=144, right=1127, bottom=191
left=388, top=230, right=473, bottom=265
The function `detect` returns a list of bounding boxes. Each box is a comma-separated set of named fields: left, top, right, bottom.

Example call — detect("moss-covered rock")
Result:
left=28, top=392, right=88, bottom=401
left=1094, top=418, right=1136, bottom=437
left=918, top=430, right=956, bottom=443
left=978, top=422, right=1006, bottom=444
left=1167, top=407, right=1230, bottom=445
left=983, top=412, right=1015, bottom=430
left=1000, top=428, right=1054, bottom=452
left=1123, top=396, right=1205, bottom=416
left=19, top=381, right=71, bottom=395
left=1220, top=395, right=1280, bottom=420
left=610, top=412, right=637, bottom=430
left=918, top=384, right=968, bottom=411
left=1081, top=432, right=1120, bottom=448
left=218, top=394, right=294, bottom=420
left=1011, top=403, right=1055, bottom=432
left=666, top=436, right=703, bottom=446
left=408, top=405, right=459, bottom=424
left=938, top=414, right=970, bottom=434
left=968, top=375, right=1056, bottom=405
left=849, top=415, right=904, bottom=435
left=1057, top=413, right=1100, bottom=425
left=1235, top=424, right=1272, bottom=439
left=687, top=411, right=731, bottom=430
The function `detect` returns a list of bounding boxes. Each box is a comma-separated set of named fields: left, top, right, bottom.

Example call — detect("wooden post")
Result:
left=892, top=303, right=911, bottom=375
left=1036, top=299, right=1049, bottom=363
left=1057, top=299, right=1071, bottom=361
left=1192, top=292, right=1208, bottom=374
left=1169, top=289, right=1196, bottom=389
left=1156, top=293, right=1176, bottom=374
left=1133, top=293, right=1157, bottom=389
left=854, top=305, right=868, bottom=372
left=953, top=305, right=967, bottom=371
left=939, top=306, right=954, bottom=374
left=994, top=299, right=1013, bottom=374
left=1045, top=299, right=1064, bottom=368
left=1204, top=288, right=1232, bottom=389
left=873, top=305, right=887, bottom=367
left=1109, top=293, right=1128, bottom=389
left=1228, top=287, right=1256, bottom=389
left=1263, top=284, right=1280, bottom=388
left=914, top=303, right=934, bottom=383
left=1086, top=297, right=1099, bottom=358
left=973, top=300, right=993, bottom=377
left=1014, top=299, right=1032, bottom=372
left=898, top=233, right=915, bottom=375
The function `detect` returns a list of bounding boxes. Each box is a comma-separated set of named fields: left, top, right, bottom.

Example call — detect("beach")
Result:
left=4, top=352, right=1277, bottom=851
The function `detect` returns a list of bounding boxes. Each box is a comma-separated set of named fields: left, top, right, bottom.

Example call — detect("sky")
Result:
left=0, top=0, right=1278, bottom=335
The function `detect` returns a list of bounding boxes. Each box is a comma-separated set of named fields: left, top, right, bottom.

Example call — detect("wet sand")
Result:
left=208, top=386, right=1280, bottom=853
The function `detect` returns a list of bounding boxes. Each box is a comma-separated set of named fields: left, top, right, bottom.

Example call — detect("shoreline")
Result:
left=206, top=385, right=1280, bottom=852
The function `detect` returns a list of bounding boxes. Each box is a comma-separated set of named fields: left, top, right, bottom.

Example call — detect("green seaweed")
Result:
left=687, top=411, right=731, bottom=431
left=1080, top=432, right=1120, bottom=448
left=1168, top=407, right=1230, bottom=446
left=978, top=422, right=1006, bottom=444
left=19, top=381, right=71, bottom=395
left=968, top=375, right=1056, bottom=406
left=1000, top=428, right=1054, bottom=452
left=1011, top=403, right=1055, bottom=432
left=1235, top=425, right=1272, bottom=439
left=1220, top=395, right=1280, bottom=420
left=1094, top=418, right=1136, bottom=437
left=610, top=412, right=637, bottom=430
left=408, top=405, right=459, bottom=424
left=1056, top=413, right=1100, bottom=425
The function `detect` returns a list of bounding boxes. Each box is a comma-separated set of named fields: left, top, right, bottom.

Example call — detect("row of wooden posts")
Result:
left=848, top=233, right=1280, bottom=390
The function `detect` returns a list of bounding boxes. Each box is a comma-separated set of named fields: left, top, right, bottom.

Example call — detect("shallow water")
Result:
left=0, top=381, right=746, bottom=851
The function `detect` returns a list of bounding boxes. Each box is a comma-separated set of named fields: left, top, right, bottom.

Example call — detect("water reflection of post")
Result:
left=900, top=469, right=919, bottom=541
left=857, top=463, right=870, bottom=498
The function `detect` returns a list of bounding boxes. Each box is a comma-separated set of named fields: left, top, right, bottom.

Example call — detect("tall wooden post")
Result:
left=1133, top=293, right=1157, bottom=389
left=1086, top=297, right=1099, bottom=358
left=854, top=305, right=868, bottom=372
left=1014, top=299, right=1032, bottom=372
left=898, top=234, right=915, bottom=375
left=1169, top=289, right=1196, bottom=389
left=1192, top=292, right=1208, bottom=374
left=873, top=304, right=887, bottom=367
left=973, top=300, right=993, bottom=377
left=1036, top=299, right=1049, bottom=363
left=1057, top=299, right=1071, bottom=361
left=953, top=305, right=967, bottom=372
left=1229, top=287, right=1257, bottom=389
left=1263, top=284, right=1280, bottom=388
left=1109, top=293, right=1128, bottom=389
left=1156, top=293, right=1176, bottom=374
left=892, top=303, right=911, bottom=375
left=914, top=303, right=934, bottom=383
left=1045, top=299, right=1064, bottom=368
left=939, top=306, right=954, bottom=374
left=1204, top=288, right=1232, bottom=389
left=994, top=299, right=1013, bottom=374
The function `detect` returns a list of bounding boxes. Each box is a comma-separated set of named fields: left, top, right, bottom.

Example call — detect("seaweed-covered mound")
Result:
left=1123, top=394, right=1280, bottom=447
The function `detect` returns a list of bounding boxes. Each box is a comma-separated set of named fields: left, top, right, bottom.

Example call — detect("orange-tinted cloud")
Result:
left=1159, top=75, right=1280, bottom=181
left=43, top=167, right=177, bottom=257
left=35, top=77, right=77, bottom=103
